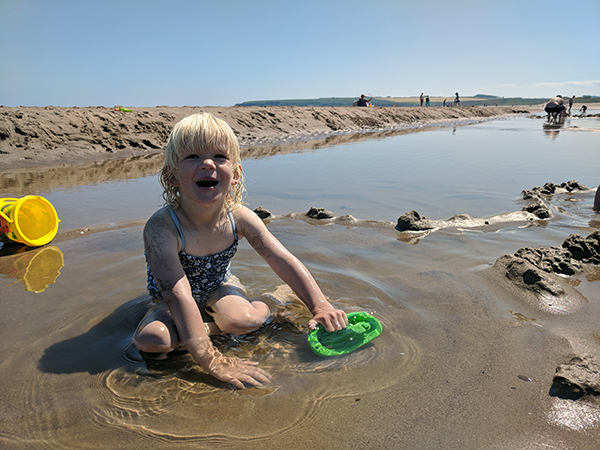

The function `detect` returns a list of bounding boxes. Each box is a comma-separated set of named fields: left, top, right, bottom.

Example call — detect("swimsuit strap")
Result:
left=167, top=207, right=186, bottom=250
left=167, top=207, right=238, bottom=252
left=227, top=209, right=238, bottom=241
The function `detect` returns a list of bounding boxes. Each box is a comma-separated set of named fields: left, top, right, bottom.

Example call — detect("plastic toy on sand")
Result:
left=308, top=311, right=383, bottom=356
left=0, top=196, right=60, bottom=247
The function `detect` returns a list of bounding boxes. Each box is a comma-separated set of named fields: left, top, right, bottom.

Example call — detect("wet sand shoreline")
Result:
left=0, top=105, right=537, bottom=170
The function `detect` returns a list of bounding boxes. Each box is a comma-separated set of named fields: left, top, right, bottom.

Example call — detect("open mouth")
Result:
left=196, top=179, right=218, bottom=187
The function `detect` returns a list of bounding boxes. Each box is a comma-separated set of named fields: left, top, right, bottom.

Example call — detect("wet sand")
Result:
left=1, top=107, right=599, bottom=449
left=0, top=105, right=536, bottom=169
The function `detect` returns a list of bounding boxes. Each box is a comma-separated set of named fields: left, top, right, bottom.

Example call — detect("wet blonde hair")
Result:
left=160, top=113, right=245, bottom=209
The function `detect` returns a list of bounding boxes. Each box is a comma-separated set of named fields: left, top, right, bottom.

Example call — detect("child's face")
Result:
left=172, top=145, right=240, bottom=207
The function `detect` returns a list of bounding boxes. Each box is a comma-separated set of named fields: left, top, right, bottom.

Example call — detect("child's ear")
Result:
left=162, top=168, right=180, bottom=187
left=231, top=164, right=242, bottom=185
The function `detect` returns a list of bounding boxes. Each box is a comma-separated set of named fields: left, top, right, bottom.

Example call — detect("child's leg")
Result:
left=134, top=302, right=222, bottom=354
left=205, top=275, right=271, bottom=335
left=133, top=303, right=180, bottom=354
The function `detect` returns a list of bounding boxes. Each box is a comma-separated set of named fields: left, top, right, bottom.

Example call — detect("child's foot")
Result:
left=139, top=350, right=170, bottom=361
left=271, top=304, right=301, bottom=324
left=139, top=348, right=188, bottom=363
left=204, top=321, right=222, bottom=336
left=260, top=284, right=298, bottom=306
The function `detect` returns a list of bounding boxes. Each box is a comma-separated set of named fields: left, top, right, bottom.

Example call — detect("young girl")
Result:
left=133, top=113, right=348, bottom=389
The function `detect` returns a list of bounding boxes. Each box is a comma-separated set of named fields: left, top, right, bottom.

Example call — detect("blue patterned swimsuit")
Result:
left=146, top=208, right=238, bottom=310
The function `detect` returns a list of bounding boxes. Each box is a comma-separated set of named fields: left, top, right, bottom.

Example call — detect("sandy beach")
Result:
left=0, top=105, right=538, bottom=169
left=1, top=105, right=599, bottom=449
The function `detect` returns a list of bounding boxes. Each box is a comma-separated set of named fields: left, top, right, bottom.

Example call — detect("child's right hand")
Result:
left=309, top=307, right=348, bottom=332
left=197, top=345, right=272, bottom=389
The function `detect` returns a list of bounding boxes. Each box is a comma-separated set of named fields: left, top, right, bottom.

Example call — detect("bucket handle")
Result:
left=0, top=198, right=17, bottom=224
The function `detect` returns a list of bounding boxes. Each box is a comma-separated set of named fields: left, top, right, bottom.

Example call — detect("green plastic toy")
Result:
left=307, top=311, right=383, bottom=357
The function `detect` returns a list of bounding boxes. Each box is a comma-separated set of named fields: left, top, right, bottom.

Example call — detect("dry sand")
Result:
left=0, top=105, right=535, bottom=170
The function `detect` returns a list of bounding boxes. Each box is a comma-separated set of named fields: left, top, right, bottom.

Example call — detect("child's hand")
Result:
left=309, top=309, right=349, bottom=333
left=199, top=346, right=272, bottom=389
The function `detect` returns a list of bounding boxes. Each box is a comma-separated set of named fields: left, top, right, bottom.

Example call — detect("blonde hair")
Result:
left=160, top=113, right=245, bottom=209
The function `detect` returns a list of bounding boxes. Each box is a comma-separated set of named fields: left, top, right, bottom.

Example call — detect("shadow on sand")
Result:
left=38, top=298, right=147, bottom=375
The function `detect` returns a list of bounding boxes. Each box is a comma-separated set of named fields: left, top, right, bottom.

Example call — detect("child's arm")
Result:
left=236, top=207, right=348, bottom=332
left=144, top=210, right=271, bottom=388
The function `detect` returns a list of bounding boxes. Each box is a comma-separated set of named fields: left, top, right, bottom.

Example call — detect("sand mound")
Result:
left=492, top=230, right=599, bottom=314
left=0, top=105, right=532, bottom=169
left=551, top=355, right=600, bottom=402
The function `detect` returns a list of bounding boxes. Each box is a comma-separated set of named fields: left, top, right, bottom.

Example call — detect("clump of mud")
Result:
left=551, top=355, right=600, bottom=401
left=522, top=180, right=588, bottom=199
left=253, top=206, right=394, bottom=229
left=253, top=206, right=273, bottom=220
left=394, top=182, right=588, bottom=232
left=396, top=210, right=435, bottom=231
left=392, top=180, right=598, bottom=313
left=395, top=180, right=589, bottom=232
left=492, top=230, right=599, bottom=313
left=305, top=207, right=336, bottom=220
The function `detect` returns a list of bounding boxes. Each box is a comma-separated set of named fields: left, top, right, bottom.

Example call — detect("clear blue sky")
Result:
left=1, top=0, right=598, bottom=107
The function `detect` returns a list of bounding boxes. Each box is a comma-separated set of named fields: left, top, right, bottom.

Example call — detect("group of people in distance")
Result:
left=544, top=95, right=588, bottom=122
left=420, top=92, right=461, bottom=107
left=355, top=93, right=462, bottom=107
left=355, top=93, right=592, bottom=116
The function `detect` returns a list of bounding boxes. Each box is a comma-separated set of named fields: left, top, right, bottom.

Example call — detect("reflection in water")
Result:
left=0, top=153, right=165, bottom=196
left=0, top=124, right=479, bottom=197
left=542, top=121, right=564, bottom=139
left=0, top=244, right=64, bottom=292
left=548, top=398, right=600, bottom=431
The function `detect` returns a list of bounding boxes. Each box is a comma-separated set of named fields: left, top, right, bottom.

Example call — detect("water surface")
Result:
left=1, top=112, right=599, bottom=449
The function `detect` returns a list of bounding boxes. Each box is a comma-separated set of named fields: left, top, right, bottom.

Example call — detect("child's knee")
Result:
left=134, top=321, right=175, bottom=353
left=211, top=298, right=270, bottom=335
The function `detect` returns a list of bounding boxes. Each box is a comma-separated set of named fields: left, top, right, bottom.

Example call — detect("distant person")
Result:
left=356, top=94, right=372, bottom=107
left=568, top=95, right=575, bottom=114
left=544, top=95, right=565, bottom=121
left=580, top=105, right=587, bottom=114
left=443, top=99, right=446, bottom=107
left=425, top=95, right=430, bottom=107
left=594, top=184, right=600, bottom=212
left=454, top=92, right=461, bottom=106
left=420, top=93, right=424, bottom=107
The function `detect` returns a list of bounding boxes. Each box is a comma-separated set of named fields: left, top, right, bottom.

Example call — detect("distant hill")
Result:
left=235, top=97, right=360, bottom=107
left=236, top=95, right=599, bottom=108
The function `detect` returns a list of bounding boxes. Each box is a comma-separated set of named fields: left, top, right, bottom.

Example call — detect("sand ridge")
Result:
left=0, top=105, right=534, bottom=169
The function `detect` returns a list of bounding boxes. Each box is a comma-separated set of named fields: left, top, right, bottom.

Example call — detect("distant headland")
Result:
left=236, top=94, right=600, bottom=108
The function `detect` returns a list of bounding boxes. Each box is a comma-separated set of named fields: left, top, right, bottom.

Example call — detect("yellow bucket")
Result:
left=0, top=196, right=60, bottom=247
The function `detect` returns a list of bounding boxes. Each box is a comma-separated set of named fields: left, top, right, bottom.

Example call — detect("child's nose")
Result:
left=200, top=157, right=216, bottom=169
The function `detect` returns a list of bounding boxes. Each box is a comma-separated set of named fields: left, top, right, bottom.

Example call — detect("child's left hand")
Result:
left=308, top=308, right=349, bottom=332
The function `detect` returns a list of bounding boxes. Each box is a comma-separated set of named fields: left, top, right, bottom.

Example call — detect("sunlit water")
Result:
left=1, top=112, right=599, bottom=449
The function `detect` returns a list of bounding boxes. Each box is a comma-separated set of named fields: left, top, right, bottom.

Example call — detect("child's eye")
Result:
left=184, top=154, right=199, bottom=160
left=215, top=154, right=229, bottom=160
